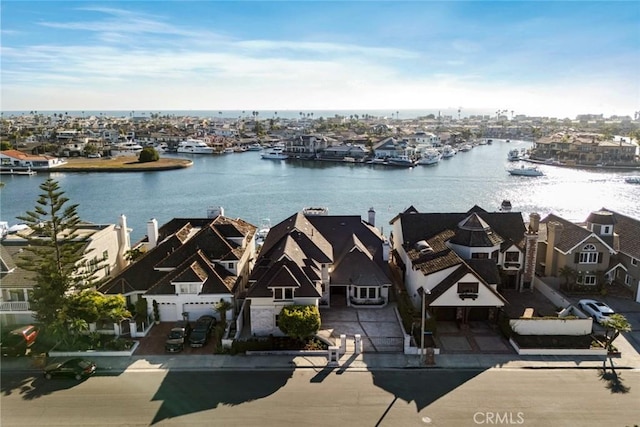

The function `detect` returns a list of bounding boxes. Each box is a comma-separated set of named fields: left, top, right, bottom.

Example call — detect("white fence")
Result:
left=509, top=317, right=593, bottom=336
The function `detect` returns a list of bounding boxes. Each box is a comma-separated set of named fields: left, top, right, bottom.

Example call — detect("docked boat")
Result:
left=458, top=144, right=472, bottom=152
left=387, top=155, right=415, bottom=167
left=507, top=148, right=521, bottom=161
left=417, top=149, right=441, bottom=165
left=507, top=164, right=544, bottom=177
left=624, top=176, right=640, bottom=184
left=111, top=142, right=144, bottom=157
left=441, top=145, right=457, bottom=158
left=177, top=139, right=215, bottom=154
left=247, top=143, right=263, bottom=151
left=261, top=146, right=289, bottom=160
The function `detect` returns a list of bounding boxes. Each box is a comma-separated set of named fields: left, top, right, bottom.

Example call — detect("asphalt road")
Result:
left=1, top=367, right=638, bottom=426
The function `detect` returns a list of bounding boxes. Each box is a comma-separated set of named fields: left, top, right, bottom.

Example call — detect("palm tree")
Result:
left=603, top=314, right=631, bottom=352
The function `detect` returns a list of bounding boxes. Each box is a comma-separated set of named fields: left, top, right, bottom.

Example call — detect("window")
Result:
left=369, top=288, right=376, bottom=299
left=178, top=283, right=198, bottom=294
left=602, top=225, right=611, bottom=235
left=578, top=244, right=599, bottom=264
left=632, top=258, right=638, bottom=266
left=583, top=275, right=596, bottom=286
left=471, top=253, right=489, bottom=259
left=505, top=251, right=520, bottom=262
left=457, top=282, right=479, bottom=294
left=227, top=262, right=234, bottom=269
left=103, top=250, right=109, bottom=260
left=274, top=288, right=293, bottom=300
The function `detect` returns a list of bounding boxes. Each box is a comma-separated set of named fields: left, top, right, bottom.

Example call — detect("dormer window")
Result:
left=178, top=283, right=201, bottom=294
left=458, top=282, right=479, bottom=300
left=274, top=288, right=294, bottom=300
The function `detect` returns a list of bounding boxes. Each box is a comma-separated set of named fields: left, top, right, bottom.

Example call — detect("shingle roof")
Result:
left=540, top=213, right=593, bottom=253
left=601, top=208, right=640, bottom=258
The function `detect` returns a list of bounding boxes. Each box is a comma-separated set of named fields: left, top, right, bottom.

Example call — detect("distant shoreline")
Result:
left=52, top=156, right=193, bottom=172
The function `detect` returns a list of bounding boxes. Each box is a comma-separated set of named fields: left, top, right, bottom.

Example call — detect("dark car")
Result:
left=189, top=315, right=216, bottom=348
left=44, top=358, right=96, bottom=380
left=165, top=320, right=192, bottom=352
left=1, top=325, right=39, bottom=357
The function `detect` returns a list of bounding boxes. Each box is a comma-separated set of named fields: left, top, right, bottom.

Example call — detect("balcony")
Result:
left=0, top=301, right=32, bottom=312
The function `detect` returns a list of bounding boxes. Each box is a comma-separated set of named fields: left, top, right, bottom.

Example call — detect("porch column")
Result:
left=347, top=286, right=351, bottom=307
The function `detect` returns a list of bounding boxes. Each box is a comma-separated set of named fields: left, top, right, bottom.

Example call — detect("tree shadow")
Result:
left=598, top=359, right=631, bottom=394
left=0, top=372, right=90, bottom=400
left=150, top=368, right=294, bottom=425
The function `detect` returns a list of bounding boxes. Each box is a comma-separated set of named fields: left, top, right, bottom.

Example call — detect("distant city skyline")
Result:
left=1, top=2, right=638, bottom=118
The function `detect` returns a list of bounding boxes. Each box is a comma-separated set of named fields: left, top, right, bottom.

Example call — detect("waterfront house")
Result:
left=538, top=209, right=640, bottom=302
left=285, top=134, right=330, bottom=159
left=317, top=143, right=368, bottom=162
left=0, top=216, right=130, bottom=327
left=0, top=149, right=67, bottom=171
left=245, top=208, right=391, bottom=336
left=389, top=206, right=533, bottom=324
left=98, top=214, right=257, bottom=324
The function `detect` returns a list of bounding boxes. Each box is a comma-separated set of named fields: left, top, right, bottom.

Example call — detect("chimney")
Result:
left=521, top=232, right=538, bottom=292
left=368, top=207, right=376, bottom=227
left=147, top=218, right=159, bottom=249
left=116, top=214, right=131, bottom=271
left=528, top=212, right=540, bottom=233
left=544, top=221, right=563, bottom=276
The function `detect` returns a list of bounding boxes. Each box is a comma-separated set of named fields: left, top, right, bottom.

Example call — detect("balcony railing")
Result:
left=0, top=301, right=31, bottom=312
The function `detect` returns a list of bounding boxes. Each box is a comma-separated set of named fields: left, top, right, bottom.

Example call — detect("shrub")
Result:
left=278, top=305, right=321, bottom=341
left=138, top=147, right=159, bottom=163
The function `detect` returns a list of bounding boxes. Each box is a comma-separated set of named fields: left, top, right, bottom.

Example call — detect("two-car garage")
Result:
left=152, top=301, right=218, bottom=322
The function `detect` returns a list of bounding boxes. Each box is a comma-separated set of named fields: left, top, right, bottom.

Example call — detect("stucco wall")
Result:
left=510, top=317, right=592, bottom=336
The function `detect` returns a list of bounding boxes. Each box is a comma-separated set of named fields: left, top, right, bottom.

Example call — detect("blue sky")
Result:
left=1, top=1, right=638, bottom=118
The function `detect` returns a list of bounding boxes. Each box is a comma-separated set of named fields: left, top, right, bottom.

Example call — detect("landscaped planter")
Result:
left=48, top=340, right=139, bottom=357
left=509, top=338, right=607, bottom=356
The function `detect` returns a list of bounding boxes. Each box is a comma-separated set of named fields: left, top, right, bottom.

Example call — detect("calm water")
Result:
left=1, top=140, right=639, bottom=242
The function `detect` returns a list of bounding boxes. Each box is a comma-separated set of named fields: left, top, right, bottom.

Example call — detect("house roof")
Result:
left=247, top=211, right=389, bottom=298
left=425, top=263, right=507, bottom=306
left=540, top=213, right=615, bottom=254
left=99, top=216, right=255, bottom=296
left=393, top=205, right=526, bottom=251
left=600, top=208, right=640, bottom=258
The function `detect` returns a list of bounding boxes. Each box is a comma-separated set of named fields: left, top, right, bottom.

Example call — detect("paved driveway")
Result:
left=318, top=304, right=405, bottom=352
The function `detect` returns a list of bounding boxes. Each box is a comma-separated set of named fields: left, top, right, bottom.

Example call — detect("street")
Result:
left=1, top=367, right=638, bottom=426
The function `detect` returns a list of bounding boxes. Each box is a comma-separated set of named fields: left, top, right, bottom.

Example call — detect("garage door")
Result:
left=158, top=302, right=177, bottom=322
left=182, top=303, right=216, bottom=321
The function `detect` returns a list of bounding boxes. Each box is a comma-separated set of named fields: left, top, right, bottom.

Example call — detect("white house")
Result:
left=0, top=150, right=67, bottom=171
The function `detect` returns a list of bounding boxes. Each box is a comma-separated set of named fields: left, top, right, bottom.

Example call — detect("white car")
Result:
left=578, top=299, right=615, bottom=324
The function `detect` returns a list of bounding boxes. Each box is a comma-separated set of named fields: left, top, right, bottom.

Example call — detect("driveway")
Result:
left=134, top=322, right=218, bottom=355
left=319, top=304, right=405, bottom=352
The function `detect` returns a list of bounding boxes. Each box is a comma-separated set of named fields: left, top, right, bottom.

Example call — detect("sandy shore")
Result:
left=53, top=156, right=193, bottom=172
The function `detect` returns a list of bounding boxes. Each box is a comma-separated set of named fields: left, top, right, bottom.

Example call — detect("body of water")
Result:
left=1, top=140, right=638, bottom=242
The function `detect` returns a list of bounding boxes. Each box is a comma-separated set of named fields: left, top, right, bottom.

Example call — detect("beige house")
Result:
left=0, top=216, right=131, bottom=326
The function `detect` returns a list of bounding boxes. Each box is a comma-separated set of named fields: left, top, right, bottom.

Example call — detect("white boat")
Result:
left=255, top=218, right=271, bottom=246
left=177, top=139, right=215, bottom=154
left=507, top=148, right=521, bottom=161
left=145, top=142, right=167, bottom=153
left=261, top=146, right=288, bottom=160
left=111, top=142, right=144, bottom=157
left=507, top=164, right=544, bottom=177
left=417, top=149, right=442, bottom=165
left=247, top=143, right=263, bottom=151
left=441, top=145, right=456, bottom=158
left=387, top=155, right=415, bottom=167
left=624, top=176, right=640, bottom=184
left=223, top=147, right=234, bottom=154
left=458, top=144, right=472, bottom=152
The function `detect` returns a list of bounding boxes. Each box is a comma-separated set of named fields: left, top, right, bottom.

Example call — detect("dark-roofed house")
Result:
left=539, top=208, right=639, bottom=302
left=389, top=205, right=530, bottom=323
left=245, top=209, right=391, bottom=336
left=98, top=215, right=257, bottom=324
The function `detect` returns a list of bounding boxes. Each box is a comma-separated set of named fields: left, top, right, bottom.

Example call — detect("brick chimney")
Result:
left=520, top=213, right=540, bottom=292
left=544, top=221, right=563, bottom=276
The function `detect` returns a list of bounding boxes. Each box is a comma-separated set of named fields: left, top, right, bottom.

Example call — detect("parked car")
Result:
left=44, top=358, right=96, bottom=380
left=578, top=299, right=615, bottom=324
left=165, top=320, right=192, bottom=352
left=189, top=315, right=216, bottom=348
left=87, top=153, right=101, bottom=158
left=1, top=325, right=39, bottom=357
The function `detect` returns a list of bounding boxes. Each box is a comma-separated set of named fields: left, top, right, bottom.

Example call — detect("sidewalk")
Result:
left=2, top=347, right=639, bottom=374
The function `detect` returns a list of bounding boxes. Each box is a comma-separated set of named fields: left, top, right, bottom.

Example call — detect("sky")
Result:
left=1, top=1, right=638, bottom=118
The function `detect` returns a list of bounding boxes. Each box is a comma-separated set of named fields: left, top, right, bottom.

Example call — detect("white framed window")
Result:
left=578, top=274, right=597, bottom=286
left=632, top=258, right=638, bottom=266
left=505, top=251, right=520, bottom=262
left=579, top=244, right=598, bottom=264
left=178, top=283, right=198, bottom=294
left=274, top=288, right=293, bottom=300
left=625, top=274, right=631, bottom=286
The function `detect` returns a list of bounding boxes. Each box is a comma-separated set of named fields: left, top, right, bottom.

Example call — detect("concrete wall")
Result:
left=534, top=277, right=572, bottom=308
left=509, top=317, right=592, bottom=336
